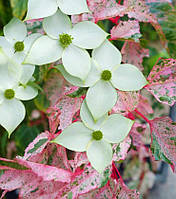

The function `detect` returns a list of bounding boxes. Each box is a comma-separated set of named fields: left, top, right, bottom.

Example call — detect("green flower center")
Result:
left=4, top=89, right=15, bottom=99
left=101, top=70, right=112, bottom=81
left=92, top=130, right=103, bottom=141
left=59, top=33, right=73, bottom=48
left=14, top=41, right=24, bottom=52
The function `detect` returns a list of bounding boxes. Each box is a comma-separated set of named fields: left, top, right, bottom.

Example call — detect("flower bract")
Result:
left=52, top=100, right=134, bottom=173
left=25, top=10, right=108, bottom=80
left=0, top=49, right=38, bottom=137
left=25, top=0, right=89, bottom=20
left=59, top=39, right=148, bottom=119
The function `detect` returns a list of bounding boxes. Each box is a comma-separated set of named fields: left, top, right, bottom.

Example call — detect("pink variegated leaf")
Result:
left=146, top=0, right=170, bottom=3
left=110, top=20, right=140, bottom=40
left=69, top=152, right=89, bottom=172
left=0, top=168, right=66, bottom=199
left=72, top=0, right=125, bottom=23
left=46, top=144, right=71, bottom=170
left=118, top=181, right=140, bottom=199
left=78, top=179, right=118, bottom=199
left=44, top=70, right=70, bottom=105
left=16, top=158, right=72, bottom=183
left=129, top=122, right=147, bottom=148
left=47, top=106, right=61, bottom=134
left=123, top=0, right=157, bottom=23
left=0, top=170, right=38, bottom=191
left=145, top=58, right=176, bottom=106
left=23, top=132, right=50, bottom=161
left=55, top=96, right=82, bottom=130
left=112, top=91, right=140, bottom=115
left=87, top=0, right=125, bottom=22
left=136, top=95, right=153, bottom=115
left=121, top=41, right=149, bottom=71
left=150, top=116, right=176, bottom=172
left=113, top=137, right=131, bottom=162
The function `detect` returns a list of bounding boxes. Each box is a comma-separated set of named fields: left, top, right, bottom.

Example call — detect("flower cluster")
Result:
left=0, top=0, right=148, bottom=171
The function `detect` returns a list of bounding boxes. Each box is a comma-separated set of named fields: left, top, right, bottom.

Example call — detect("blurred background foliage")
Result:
left=0, top=0, right=175, bottom=163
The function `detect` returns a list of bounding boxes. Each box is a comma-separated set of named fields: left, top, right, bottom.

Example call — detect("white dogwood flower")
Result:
left=0, top=17, right=41, bottom=82
left=59, top=39, right=148, bottom=120
left=25, top=0, right=89, bottom=20
left=25, top=10, right=108, bottom=80
left=0, top=49, right=38, bottom=137
left=52, top=100, right=134, bottom=173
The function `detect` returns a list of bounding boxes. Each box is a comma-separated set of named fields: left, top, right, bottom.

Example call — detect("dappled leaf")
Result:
left=112, top=91, right=139, bottom=115
left=23, top=132, right=50, bottom=161
left=55, top=96, right=82, bottom=130
left=151, top=116, right=176, bottom=171
left=111, top=20, right=140, bottom=40
left=113, top=137, right=131, bottom=162
left=129, top=122, right=147, bottom=148
left=136, top=95, right=154, bottom=115
left=145, top=58, right=176, bottom=105
left=121, top=41, right=149, bottom=71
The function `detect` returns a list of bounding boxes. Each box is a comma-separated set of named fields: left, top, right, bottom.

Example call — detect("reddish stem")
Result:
left=112, top=161, right=124, bottom=185
left=134, top=109, right=151, bottom=125
left=134, top=109, right=153, bottom=143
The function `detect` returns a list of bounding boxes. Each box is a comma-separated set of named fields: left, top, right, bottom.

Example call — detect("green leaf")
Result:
left=34, top=92, right=50, bottom=112
left=14, top=124, right=40, bottom=156
left=27, top=138, right=48, bottom=154
left=10, top=0, right=28, bottom=19
left=0, top=159, right=28, bottom=170
left=67, top=87, right=87, bottom=98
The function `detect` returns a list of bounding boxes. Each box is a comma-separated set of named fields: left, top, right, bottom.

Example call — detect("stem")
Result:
left=134, top=109, right=153, bottom=143
left=112, top=161, right=124, bottom=185
left=134, top=109, right=151, bottom=124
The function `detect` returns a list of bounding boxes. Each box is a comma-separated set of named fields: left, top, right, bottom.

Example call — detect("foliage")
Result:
left=0, top=0, right=176, bottom=198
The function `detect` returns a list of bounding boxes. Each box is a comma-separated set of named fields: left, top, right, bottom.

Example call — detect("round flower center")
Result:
left=59, top=33, right=73, bottom=48
left=101, top=70, right=112, bottom=81
left=4, top=89, right=15, bottom=99
left=14, top=41, right=24, bottom=52
left=92, top=130, right=103, bottom=141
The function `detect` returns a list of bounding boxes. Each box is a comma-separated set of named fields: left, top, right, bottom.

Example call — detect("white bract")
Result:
left=59, top=39, right=148, bottom=119
left=25, top=0, right=89, bottom=20
left=0, top=49, right=38, bottom=137
left=52, top=100, right=134, bottom=173
left=24, top=10, right=108, bottom=80
left=0, top=17, right=41, bottom=82
left=0, top=17, right=41, bottom=61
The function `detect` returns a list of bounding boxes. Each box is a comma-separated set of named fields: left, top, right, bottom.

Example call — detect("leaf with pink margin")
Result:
left=112, top=91, right=140, bottom=115
left=0, top=170, right=39, bottom=191
left=16, top=158, right=72, bottom=183
left=150, top=116, right=176, bottom=171
left=23, top=132, right=50, bottom=161
left=0, top=169, right=67, bottom=199
left=145, top=58, right=176, bottom=106
left=136, top=95, right=154, bottom=115
left=55, top=96, right=82, bottom=130
left=113, top=137, right=131, bottom=162
left=0, top=158, right=28, bottom=170
left=123, top=0, right=157, bottom=23
left=121, top=41, right=149, bottom=71
left=47, top=106, right=61, bottom=134
left=110, top=20, right=140, bottom=40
